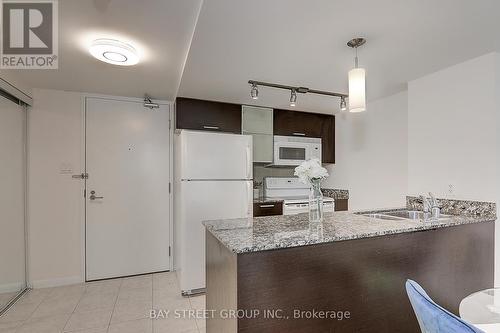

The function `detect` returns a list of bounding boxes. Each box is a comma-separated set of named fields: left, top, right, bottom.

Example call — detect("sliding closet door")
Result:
left=0, top=95, right=26, bottom=313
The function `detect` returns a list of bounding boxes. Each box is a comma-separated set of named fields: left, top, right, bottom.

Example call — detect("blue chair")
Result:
left=405, top=279, right=484, bottom=333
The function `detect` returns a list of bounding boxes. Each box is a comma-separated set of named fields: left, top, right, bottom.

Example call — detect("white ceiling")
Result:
left=5, top=0, right=500, bottom=110
left=2, top=0, right=202, bottom=100
left=178, top=0, right=500, bottom=113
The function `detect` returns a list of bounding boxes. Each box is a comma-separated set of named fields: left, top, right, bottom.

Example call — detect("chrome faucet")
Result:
left=428, top=192, right=441, bottom=219
left=419, top=193, right=440, bottom=220
left=419, top=195, right=432, bottom=217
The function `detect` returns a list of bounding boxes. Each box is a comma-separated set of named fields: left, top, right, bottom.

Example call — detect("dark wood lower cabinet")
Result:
left=253, top=202, right=283, bottom=217
left=206, top=222, right=494, bottom=333
left=334, top=199, right=348, bottom=211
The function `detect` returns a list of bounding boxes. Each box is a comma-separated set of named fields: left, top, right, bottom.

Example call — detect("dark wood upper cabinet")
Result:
left=176, top=98, right=241, bottom=134
left=273, top=109, right=335, bottom=163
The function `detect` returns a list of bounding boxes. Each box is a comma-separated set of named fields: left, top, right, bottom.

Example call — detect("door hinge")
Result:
left=169, top=119, right=171, bottom=130
left=169, top=182, right=171, bottom=193
left=72, top=173, right=88, bottom=179
left=83, top=189, right=86, bottom=198
left=169, top=246, right=171, bottom=257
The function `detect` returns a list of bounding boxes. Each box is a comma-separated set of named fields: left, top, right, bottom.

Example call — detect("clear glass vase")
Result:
left=309, top=179, right=324, bottom=223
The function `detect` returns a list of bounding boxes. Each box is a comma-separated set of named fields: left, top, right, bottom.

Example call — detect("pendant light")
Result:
left=347, top=38, right=366, bottom=112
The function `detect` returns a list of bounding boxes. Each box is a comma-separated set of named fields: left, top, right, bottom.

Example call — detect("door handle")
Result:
left=89, top=190, right=104, bottom=200
left=292, top=132, right=306, bottom=136
left=203, top=126, right=220, bottom=130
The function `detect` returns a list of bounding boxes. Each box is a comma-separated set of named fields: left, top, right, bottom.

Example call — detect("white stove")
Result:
left=263, top=177, right=334, bottom=215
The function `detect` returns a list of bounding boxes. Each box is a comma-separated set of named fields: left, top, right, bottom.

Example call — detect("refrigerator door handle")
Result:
left=246, top=181, right=253, bottom=217
left=246, top=145, right=252, bottom=179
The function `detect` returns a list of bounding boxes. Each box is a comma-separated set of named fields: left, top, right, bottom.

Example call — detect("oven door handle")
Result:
left=283, top=203, right=308, bottom=215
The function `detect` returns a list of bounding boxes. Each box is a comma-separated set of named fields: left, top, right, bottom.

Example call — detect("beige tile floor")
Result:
left=0, top=272, right=206, bottom=333
left=0, top=292, right=20, bottom=311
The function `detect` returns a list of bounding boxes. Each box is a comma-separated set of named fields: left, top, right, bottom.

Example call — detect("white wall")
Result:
left=28, top=89, right=173, bottom=288
left=408, top=53, right=499, bottom=201
left=407, top=52, right=500, bottom=285
left=324, top=91, right=408, bottom=210
left=28, top=89, right=85, bottom=288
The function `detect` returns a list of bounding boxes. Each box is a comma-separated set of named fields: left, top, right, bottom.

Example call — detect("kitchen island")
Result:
left=203, top=198, right=496, bottom=333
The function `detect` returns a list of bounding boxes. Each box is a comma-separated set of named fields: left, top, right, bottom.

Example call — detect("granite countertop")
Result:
left=322, top=188, right=349, bottom=200
left=204, top=207, right=495, bottom=254
left=253, top=198, right=284, bottom=204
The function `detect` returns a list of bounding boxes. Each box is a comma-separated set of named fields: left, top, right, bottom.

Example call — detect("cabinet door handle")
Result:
left=259, top=204, right=275, bottom=208
left=203, top=126, right=220, bottom=130
left=292, top=132, right=306, bottom=136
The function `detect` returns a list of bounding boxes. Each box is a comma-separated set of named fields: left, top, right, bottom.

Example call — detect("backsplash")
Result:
left=322, top=189, right=349, bottom=200
left=406, top=196, right=496, bottom=219
left=253, top=165, right=349, bottom=200
left=253, top=165, right=294, bottom=188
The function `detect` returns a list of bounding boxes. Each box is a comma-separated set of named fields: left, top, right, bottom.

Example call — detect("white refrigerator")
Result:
left=174, top=130, right=253, bottom=295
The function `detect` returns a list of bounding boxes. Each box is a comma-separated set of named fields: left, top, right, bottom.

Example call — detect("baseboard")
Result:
left=0, top=282, right=24, bottom=293
left=29, top=275, right=83, bottom=289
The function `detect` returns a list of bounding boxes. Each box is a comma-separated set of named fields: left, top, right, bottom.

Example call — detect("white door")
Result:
left=178, top=180, right=252, bottom=293
left=85, top=97, right=171, bottom=281
left=179, top=131, right=252, bottom=180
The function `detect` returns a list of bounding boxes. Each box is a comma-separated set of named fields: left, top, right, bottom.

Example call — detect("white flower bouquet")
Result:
left=294, top=158, right=329, bottom=185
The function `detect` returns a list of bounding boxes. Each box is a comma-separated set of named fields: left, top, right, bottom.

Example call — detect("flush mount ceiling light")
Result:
left=248, top=80, right=347, bottom=111
left=89, top=39, right=139, bottom=66
left=347, top=37, right=366, bottom=112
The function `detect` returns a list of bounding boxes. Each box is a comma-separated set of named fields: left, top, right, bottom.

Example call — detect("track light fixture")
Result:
left=248, top=80, right=347, bottom=111
left=289, top=89, right=297, bottom=107
left=250, top=83, right=259, bottom=100
left=340, top=96, right=347, bottom=111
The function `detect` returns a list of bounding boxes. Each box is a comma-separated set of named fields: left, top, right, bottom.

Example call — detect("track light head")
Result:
left=289, top=89, right=297, bottom=107
left=250, top=83, right=259, bottom=100
left=340, top=96, right=347, bottom=111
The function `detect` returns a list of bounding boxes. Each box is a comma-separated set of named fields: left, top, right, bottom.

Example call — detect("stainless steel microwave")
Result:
left=272, top=135, right=321, bottom=166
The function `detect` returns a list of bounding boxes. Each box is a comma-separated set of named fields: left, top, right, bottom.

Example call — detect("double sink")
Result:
left=358, top=209, right=453, bottom=221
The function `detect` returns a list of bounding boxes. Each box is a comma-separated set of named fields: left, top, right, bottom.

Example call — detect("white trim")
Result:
left=30, top=276, right=83, bottom=289
left=0, top=282, right=25, bottom=293
left=168, top=104, right=174, bottom=271
left=0, top=78, right=32, bottom=105
left=22, top=104, right=29, bottom=290
left=81, top=92, right=170, bottom=106
left=80, top=95, right=86, bottom=283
